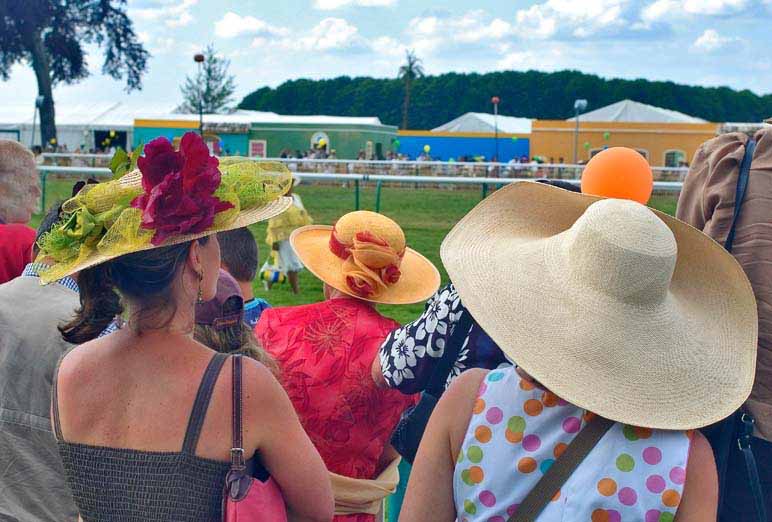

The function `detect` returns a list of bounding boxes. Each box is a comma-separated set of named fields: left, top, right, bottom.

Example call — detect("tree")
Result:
left=176, top=44, right=236, bottom=114
left=398, top=50, right=424, bottom=130
left=0, top=0, right=149, bottom=146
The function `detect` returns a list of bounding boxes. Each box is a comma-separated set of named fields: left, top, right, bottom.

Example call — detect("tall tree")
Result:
left=177, top=44, right=236, bottom=114
left=0, top=0, right=149, bottom=146
left=398, top=50, right=424, bottom=130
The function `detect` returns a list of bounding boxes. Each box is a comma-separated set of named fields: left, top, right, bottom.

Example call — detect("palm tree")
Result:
left=398, top=50, right=424, bottom=130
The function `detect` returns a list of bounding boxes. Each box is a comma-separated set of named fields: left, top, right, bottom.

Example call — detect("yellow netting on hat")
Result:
left=36, top=158, right=292, bottom=284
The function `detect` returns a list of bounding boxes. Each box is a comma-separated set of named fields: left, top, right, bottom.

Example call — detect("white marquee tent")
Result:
left=566, top=99, right=707, bottom=124
left=432, top=112, right=532, bottom=134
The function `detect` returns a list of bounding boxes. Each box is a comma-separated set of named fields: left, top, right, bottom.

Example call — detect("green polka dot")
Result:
left=464, top=500, right=477, bottom=515
left=467, top=446, right=483, bottom=463
left=623, top=425, right=639, bottom=441
left=461, top=469, right=473, bottom=486
left=507, top=415, right=526, bottom=432
left=487, top=372, right=504, bottom=382
left=659, top=513, right=675, bottom=522
left=616, top=453, right=635, bottom=472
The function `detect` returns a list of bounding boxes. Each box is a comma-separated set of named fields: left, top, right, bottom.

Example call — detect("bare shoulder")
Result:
left=686, top=430, right=715, bottom=475
left=438, top=368, right=489, bottom=454
left=442, top=368, right=489, bottom=406
left=241, top=357, right=290, bottom=416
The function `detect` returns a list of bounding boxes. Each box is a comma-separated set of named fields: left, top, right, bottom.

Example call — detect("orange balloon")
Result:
left=581, top=147, right=653, bottom=204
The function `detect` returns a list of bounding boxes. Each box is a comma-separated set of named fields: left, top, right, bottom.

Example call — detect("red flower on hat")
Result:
left=132, top=132, right=233, bottom=245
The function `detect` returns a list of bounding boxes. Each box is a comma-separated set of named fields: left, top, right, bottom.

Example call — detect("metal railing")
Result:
left=37, top=165, right=683, bottom=215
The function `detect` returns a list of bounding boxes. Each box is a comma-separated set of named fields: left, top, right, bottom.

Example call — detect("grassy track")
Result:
left=31, top=180, right=678, bottom=324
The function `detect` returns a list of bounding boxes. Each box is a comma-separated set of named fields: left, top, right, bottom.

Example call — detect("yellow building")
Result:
left=531, top=100, right=719, bottom=168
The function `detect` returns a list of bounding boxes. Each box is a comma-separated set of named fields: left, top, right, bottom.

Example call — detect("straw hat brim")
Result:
left=291, top=225, right=441, bottom=305
left=45, top=196, right=293, bottom=280
left=441, top=181, right=757, bottom=430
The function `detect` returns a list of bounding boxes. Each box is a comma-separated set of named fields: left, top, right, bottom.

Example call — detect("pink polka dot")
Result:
left=486, top=407, right=504, bottom=425
left=645, top=509, right=661, bottom=522
left=557, top=398, right=569, bottom=406
left=669, top=466, right=686, bottom=485
left=506, top=504, right=519, bottom=516
left=487, top=517, right=505, bottom=522
left=522, top=434, right=541, bottom=452
left=562, top=416, right=581, bottom=433
left=646, top=475, right=666, bottom=493
left=618, top=487, right=638, bottom=506
left=607, top=510, right=622, bottom=522
left=478, top=382, right=488, bottom=395
left=479, top=490, right=496, bottom=507
left=643, top=446, right=662, bottom=465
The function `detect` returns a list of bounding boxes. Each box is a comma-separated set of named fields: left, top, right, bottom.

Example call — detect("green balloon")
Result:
left=603, top=131, right=611, bottom=140
left=583, top=141, right=591, bottom=150
left=393, top=139, right=400, bottom=148
left=511, top=136, right=518, bottom=142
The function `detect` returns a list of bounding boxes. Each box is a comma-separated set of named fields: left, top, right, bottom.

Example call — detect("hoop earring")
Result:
left=196, top=271, right=204, bottom=304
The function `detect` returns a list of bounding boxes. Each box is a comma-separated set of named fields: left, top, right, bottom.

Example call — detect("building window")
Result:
left=249, top=140, right=267, bottom=158
left=664, top=150, right=686, bottom=168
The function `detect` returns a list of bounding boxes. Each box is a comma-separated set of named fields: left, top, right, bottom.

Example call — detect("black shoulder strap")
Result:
left=724, top=138, right=756, bottom=253
left=425, top=309, right=473, bottom=397
left=509, top=415, right=615, bottom=522
left=230, top=354, right=246, bottom=470
left=181, top=352, right=229, bottom=454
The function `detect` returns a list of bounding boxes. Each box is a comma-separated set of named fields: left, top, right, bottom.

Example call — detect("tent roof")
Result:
left=140, top=110, right=388, bottom=127
left=0, top=102, right=174, bottom=127
left=567, top=99, right=706, bottom=123
left=432, top=112, right=532, bottom=134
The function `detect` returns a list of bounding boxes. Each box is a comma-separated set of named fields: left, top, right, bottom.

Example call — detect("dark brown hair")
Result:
left=217, top=228, right=258, bottom=282
left=60, top=237, right=208, bottom=344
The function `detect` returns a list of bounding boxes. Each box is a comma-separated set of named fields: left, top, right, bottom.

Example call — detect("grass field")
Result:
left=32, top=180, right=679, bottom=324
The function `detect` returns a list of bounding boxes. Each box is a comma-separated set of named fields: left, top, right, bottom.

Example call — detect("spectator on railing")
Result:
left=0, top=140, right=40, bottom=284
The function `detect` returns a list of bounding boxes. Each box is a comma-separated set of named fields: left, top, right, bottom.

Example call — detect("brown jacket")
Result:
left=677, top=128, right=772, bottom=440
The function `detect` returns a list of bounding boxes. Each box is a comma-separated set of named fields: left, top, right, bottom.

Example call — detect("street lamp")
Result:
left=194, top=53, right=205, bottom=136
left=573, top=99, right=588, bottom=164
left=491, top=96, right=500, bottom=162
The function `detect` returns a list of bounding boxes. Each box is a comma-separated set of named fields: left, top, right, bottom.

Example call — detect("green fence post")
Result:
left=40, top=171, right=48, bottom=213
left=375, top=180, right=382, bottom=213
left=355, top=179, right=360, bottom=210
left=481, top=183, right=488, bottom=200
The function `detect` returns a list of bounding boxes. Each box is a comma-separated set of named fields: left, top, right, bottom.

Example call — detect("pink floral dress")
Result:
left=454, top=366, right=692, bottom=522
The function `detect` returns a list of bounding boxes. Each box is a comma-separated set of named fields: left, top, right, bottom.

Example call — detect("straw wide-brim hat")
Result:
left=442, top=181, right=758, bottom=430
left=40, top=170, right=292, bottom=282
left=291, top=220, right=440, bottom=305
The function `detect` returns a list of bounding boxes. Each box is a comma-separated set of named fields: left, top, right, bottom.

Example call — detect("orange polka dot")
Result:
left=591, top=509, right=610, bottom=522
left=524, top=399, right=543, bottom=416
left=634, top=426, right=653, bottom=439
left=468, top=466, right=484, bottom=484
left=519, top=379, right=535, bottom=391
left=553, top=442, right=568, bottom=458
left=662, top=489, right=680, bottom=507
left=542, top=391, right=559, bottom=407
left=472, top=398, right=486, bottom=415
left=505, top=429, right=524, bottom=443
left=597, top=478, right=617, bottom=496
left=475, top=425, right=492, bottom=443
left=517, top=457, right=537, bottom=473
left=551, top=489, right=561, bottom=502
left=583, top=411, right=596, bottom=422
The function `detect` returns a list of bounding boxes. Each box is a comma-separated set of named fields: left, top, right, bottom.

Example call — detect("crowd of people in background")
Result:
left=0, top=128, right=769, bottom=522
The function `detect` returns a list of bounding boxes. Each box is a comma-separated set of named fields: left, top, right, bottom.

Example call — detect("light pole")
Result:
left=573, top=99, right=588, bottom=164
left=194, top=53, right=205, bottom=136
left=491, top=96, right=500, bottom=162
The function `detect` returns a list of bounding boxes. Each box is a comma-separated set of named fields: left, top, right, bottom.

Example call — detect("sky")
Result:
left=2, top=0, right=771, bottom=115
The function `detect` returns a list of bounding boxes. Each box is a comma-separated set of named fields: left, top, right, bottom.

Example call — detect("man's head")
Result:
left=217, top=227, right=258, bottom=283
left=0, top=140, right=41, bottom=224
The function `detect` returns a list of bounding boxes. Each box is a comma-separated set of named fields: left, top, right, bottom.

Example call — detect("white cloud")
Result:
left=137, top=31, right=176, bottom=55
left=313, top=0, right=396, bottom=9
left=251, top=18, right=367, bottom=53
left=642, top=0, right=750, bottom=23
left=214, top=12, right=289, bottom=39
left=692, top=28, right=741, bottom=52
left=129, top=0, right=197, bottom=28
left=404, top=10, right=513, bottom=53
left=513, top=0, right=628, bottom=39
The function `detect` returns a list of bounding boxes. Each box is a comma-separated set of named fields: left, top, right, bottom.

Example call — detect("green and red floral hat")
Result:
left=37, top=132, right=292, bottom=283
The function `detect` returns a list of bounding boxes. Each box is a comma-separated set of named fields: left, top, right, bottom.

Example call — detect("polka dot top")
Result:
left=453, top=366, right=692, bottom=522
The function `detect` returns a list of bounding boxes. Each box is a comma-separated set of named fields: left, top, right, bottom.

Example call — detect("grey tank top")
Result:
left=53, top=352, right=256, bottom=522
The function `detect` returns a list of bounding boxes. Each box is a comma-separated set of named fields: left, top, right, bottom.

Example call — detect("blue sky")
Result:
left=2, top=0, right=771, bottom=114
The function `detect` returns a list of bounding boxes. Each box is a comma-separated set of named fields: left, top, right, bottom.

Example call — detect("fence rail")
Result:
left=37, top=165, right=683, bottom=215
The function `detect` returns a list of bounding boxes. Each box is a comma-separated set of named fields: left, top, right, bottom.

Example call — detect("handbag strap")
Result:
left=508, top=415, right=615, bottom=522
left=724, top=138, right=756, bottom=253
left=424, top=308, right=473, bottom=397
left=738, top=413, right=768, bottom=522
left=230, top=354, right=246, bottom=471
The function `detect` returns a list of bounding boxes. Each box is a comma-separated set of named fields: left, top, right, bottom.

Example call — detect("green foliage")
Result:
left=109, top=143, right=142, bottom=180
left=177, top=44, right=237, bottom=114
left=238, top=69, right=772, bottom=128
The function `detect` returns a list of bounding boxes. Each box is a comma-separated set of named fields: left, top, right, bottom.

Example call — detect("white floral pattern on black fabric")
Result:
left=379, top=283, right=508, bottom=394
